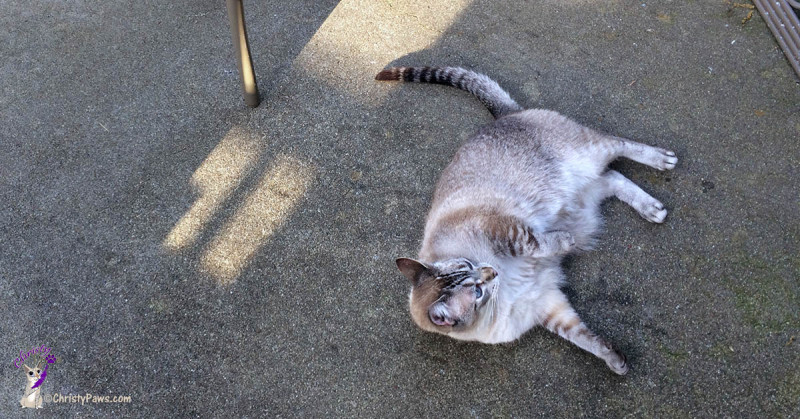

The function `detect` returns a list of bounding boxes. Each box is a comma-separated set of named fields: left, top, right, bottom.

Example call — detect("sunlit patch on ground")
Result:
left=291, top=0, right=472, bottom=104
left=163, top=127, right=265, bottom=252
left=200, top=155, right=314, bottom=285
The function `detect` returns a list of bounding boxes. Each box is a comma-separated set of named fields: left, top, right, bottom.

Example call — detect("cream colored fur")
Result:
left=386, top=67, right=677, bottom=375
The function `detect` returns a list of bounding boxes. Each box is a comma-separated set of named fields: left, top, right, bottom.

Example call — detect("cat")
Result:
left=20, top=363, right=43, bottom=408
left=377, top=66, right=677, bottom=375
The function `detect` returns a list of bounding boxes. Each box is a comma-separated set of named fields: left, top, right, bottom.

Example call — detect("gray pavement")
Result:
left=1, top=0, right=798, bottom=417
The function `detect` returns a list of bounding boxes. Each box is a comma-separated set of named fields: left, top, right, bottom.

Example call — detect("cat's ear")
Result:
left=396, top=258, right=434, bottom=286
left=22, top=364, right=32, bottom=373
left=480, top=266, right=498, bottom=282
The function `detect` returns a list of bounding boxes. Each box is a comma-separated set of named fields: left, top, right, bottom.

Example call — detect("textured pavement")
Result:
left=1, top=0, right=799, bottom=417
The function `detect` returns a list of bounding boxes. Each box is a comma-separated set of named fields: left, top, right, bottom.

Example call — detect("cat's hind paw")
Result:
left=653, top=149, right=678, bottom=171
left=638, top=199, right=667, bottom=223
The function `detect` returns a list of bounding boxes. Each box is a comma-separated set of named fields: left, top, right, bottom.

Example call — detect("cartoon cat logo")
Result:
left=20, top=354, right=56, bottom=409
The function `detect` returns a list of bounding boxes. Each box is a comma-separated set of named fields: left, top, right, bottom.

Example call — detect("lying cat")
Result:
left=378, top=66, right=677, bottom=375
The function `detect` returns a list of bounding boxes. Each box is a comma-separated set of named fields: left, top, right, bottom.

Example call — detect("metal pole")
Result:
left=226, top=0, right=260, bottom=107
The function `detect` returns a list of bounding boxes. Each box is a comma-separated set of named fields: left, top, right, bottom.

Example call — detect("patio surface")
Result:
left=1, top=0, right=798, bottom=416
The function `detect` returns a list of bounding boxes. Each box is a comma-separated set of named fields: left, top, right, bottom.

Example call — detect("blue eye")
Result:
left=474, top=286, right=483, bottom=299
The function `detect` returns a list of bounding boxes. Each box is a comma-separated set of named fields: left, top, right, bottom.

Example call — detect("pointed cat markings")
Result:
left=382, top=66, right=677, bottom=375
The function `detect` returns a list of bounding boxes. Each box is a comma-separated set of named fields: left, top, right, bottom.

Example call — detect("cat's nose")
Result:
left=430, top=313, right=455, bottom=326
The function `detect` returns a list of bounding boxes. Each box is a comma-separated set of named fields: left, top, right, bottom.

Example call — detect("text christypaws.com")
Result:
left=44, top=393, right=132, bottom=404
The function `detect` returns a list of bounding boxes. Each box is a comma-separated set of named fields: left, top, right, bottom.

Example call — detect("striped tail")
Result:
left=375, top=66, right=524, bottom=119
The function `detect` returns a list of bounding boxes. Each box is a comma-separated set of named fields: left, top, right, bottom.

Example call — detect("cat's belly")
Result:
left=538, top=178, right=608, bottom=249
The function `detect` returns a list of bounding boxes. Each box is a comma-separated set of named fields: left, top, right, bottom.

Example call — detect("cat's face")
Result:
left=396, top=257, right=498, bottom=334
left=23, top=364, right=41, bottom=384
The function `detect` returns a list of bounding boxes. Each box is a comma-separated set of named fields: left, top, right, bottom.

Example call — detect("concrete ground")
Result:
left=2, top=0, right=798, bottom=417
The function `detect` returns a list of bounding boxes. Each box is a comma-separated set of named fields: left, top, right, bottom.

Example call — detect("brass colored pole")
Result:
left=226, top=0, right=260, bottom=107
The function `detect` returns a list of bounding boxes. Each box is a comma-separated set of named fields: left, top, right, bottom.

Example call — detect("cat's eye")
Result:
left=28, top=371, right=33, bottom=376
left=36, top=370, right=41, bottom=374
left=474, top=286, right=483, bottom=299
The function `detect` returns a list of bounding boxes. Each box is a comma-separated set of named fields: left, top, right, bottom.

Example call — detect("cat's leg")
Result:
left=602, top=170, right=668, bottom=223
left=538, top=289, right=628, bottom=375
left=490, top=222, right=577, bottom=258
left=530, top=231, right=576, bottom=257
left=507, top=227, right=576, bottom=257
left=607, top=135, right=677, bottom=171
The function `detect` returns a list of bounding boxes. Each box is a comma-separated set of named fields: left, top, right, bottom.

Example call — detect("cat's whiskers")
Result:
left=484, top=281, right=500, bottom=327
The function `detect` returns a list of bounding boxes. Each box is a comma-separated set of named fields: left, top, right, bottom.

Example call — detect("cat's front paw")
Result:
left=599, top=339, right=629, bottom=375
left=550, top=231, right=576, bottom=253
left=531, top=230, right=576, bottom=257
left=606, top=349, right=629, bottom=375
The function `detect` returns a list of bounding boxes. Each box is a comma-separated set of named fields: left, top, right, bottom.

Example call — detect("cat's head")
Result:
left=396, top=257, right=498, bottom=334
left=23, top=364, right=41, bottom=383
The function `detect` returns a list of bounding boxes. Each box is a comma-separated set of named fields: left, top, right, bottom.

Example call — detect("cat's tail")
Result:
left=375, top=66, right=523, bottom=119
